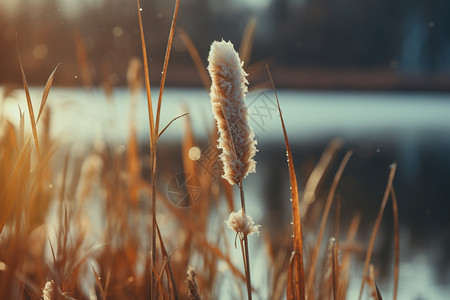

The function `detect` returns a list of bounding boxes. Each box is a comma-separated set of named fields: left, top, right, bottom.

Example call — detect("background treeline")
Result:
left=1, top=0, right=449, bottom=89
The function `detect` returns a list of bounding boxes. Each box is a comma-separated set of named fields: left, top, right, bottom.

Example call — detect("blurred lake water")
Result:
left=2, top=87, right=450, bottom=298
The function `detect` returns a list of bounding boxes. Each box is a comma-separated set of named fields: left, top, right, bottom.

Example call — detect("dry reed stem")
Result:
left=358, top=163, right=397, bottom=300
left=156, top=221, right=178, bottom=300
left=286, top=251, right=298, bottom=300
left=390, top=186, right=400, bottom=300
left=338, top=213, right=361, bottom=299
left=181, top=108, right=197, bottom=177
left=331, top=238, right=338, bottom=300
left=238, top=184, right=254, bottom=300
left=0, top=139, right=32, bottom=232
left=136, top=0, right=155, bottom=143
left=36, top=64, right=59, bottom=124
left=17, top=41, right=41, bottom=158
left=136, top=1, right=179, bottom=297
left=369, top=264, right=377, bottom=299
left=306, top=150, right=352, bottom=299
left=239, top=17, right=257, bottom=66
left=177, top=28, right=211, bottom=91
left=135, top=4, right=158, bottom=293
left=301, top=138, right=342, bottom=218
left=155, top=0, right=180, bottom=138
left=267, top=66, right=305, bottom=300
left=72, top=30, right=92, bottom=90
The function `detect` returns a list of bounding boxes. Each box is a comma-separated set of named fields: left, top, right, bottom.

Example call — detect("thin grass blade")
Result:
left=156, top=222, right=178, bottom=300
left=306, top=150, right=352, bottom=296
left=177, top=28, right=211, bottom=91
left=286, top=251, right=297, bottom=300
left=155, top=0, right=180, bottom=136
left=375, top=282, right=384, bottom=300
left=17, top=38, right=41, bottom=157
left=37, top=63, right=60, bottom=124
left=358, top=163, right=397, bottom=300
left=157, top=112, right=188, bottom=140
left=136, top=0, right=155, bottom=143
left=391, top=186, right=400, bottom=300
left=92, top=267, right=106, bottom=300
left=267, top=66, right=305, bottom=300
left=239, top=17, right=257, bottom=66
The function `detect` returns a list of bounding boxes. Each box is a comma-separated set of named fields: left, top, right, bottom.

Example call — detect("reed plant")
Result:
left=207, top=39, right=259, bottom=299
left=0, top=2, right=401, bottom=300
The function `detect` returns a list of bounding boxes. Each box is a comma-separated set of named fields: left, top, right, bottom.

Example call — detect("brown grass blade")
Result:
left=16, top=38, right=41, bottom=158
left=92, top=266, right=106, bottom=300
left=390, top=186, right=399, bottom=300
left=358, top=163, right=397, bottom=300
left=369, top=264, right=376, bottom=299
left=18, top=106, right=25, bottom=149
left=155, top=0, right=180, bottom=137
left=177, top=28, right=211, bottom=91
left=301, top=138, right=342, bottom=217
left=198, top=239, right=247, bottom=283
left=136, top=0, right=155, bottom=144
left=135, top=1, right=158, bottom=295
left=306, top=150, right=352, bottom=297
left=0, top=140, right=31, bottom=232
left=239, top=17, right=257, bottom=66
left=156, top=222, right=179, bottom=300
left=73, top=30, right=92, bottom=90
left=286, top=251, right=298, bottom=300
left=331, top=238, right=338, bottom=300
left=267, top=66, right=305, bottom=300
left=338, top=213, right=361, bottom=299
left=180, top=108, right=196, bottom=180
left=157, top=112, right=188, bottom=140
left=375, top=282, right=383, bottom=300
left=36, top=63, right=60, bottom=124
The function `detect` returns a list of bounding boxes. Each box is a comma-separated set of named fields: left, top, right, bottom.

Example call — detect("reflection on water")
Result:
left=2, top=87, right=450, bottom=298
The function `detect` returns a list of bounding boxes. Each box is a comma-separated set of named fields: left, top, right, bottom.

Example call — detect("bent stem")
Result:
left=238, top=182, right=252, bottom=300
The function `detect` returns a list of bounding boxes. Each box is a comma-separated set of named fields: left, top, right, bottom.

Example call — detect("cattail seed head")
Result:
left=207, top=40, right=257, bottom=185
left=185, top=266, right=202, bottom=300
left=42, top=281, right=55, bottom=300
left=226, top=208, right=260, bottom=240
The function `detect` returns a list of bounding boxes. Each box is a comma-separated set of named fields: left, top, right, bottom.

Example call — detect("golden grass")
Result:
left=267, top=66, right=305, bottom=300
left=0, top=3, right=402, bottom=300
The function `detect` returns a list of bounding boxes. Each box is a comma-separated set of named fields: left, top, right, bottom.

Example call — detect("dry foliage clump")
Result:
left=0, top=2, right=400, bottom=300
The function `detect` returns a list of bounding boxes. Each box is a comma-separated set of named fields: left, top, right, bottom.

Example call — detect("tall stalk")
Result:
left=239, top=182, right=252, bottom=300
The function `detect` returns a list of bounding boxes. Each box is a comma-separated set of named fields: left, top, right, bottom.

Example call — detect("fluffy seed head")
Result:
left=185, top=266, right=202, bottom=300
left=42, top=281, right=55, bottom=300
left=226, top=208, right=260, bottom=239
left=207, top=40, right=257, bottom=185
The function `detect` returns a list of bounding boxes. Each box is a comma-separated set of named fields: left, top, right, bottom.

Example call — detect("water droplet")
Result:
left=139, top=7, right=143, bottom=11
left=75, top=75, right=78, bottom=79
